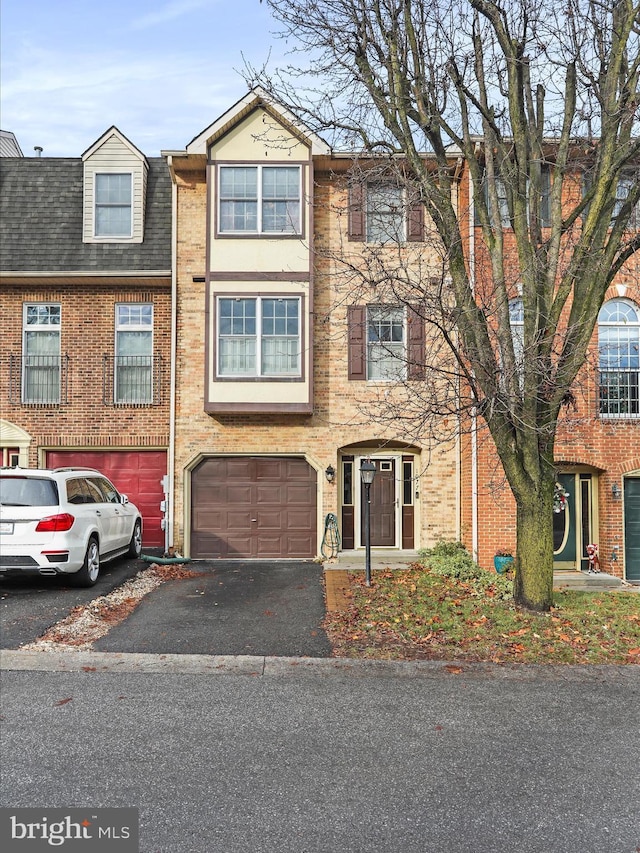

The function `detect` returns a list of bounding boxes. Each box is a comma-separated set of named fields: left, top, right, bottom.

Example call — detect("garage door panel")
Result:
left=287, top=484, right=316, bottom=503
left=191, top=456, right=316, bottom=559
left=226, top=511, right=254, bottom=531
left=255, top=458, right=283, bottom=479
left=256, top=511, right=283, bottom=529
left=256, top=485, right=286, bottom=503
left=287, top=509, right=315, bottom=529
left=227, top=485, right=253, bottom=503
left=287, top=534, right=315, bottom=553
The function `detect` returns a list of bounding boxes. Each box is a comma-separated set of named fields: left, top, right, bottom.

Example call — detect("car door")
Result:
left=84, top=477, right=119, bottom=554
left=91, top=476, right=130, bottom=550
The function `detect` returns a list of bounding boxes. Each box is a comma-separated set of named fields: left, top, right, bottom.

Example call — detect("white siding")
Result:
left=83, top=133, right=147, bottom=243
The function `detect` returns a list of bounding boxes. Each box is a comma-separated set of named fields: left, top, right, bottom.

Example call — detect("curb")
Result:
left=1, top=648, right=638, bottom=682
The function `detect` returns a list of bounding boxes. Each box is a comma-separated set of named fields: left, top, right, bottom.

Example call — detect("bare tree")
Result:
left=252, top=0, right=640, bottom=611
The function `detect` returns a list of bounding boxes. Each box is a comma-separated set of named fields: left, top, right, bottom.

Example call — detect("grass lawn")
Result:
left=323, top=566, right=640, bottom=664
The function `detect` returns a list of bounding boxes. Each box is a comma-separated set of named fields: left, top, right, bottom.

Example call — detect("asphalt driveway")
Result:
left=93, top=560, right=332, bottom=658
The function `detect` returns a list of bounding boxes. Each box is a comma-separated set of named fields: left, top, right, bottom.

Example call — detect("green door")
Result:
left=553, top=473, right=577, bottom=568
left=624, top=478, right=640, bottom=581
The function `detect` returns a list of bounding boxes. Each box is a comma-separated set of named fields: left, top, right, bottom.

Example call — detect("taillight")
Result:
left=35, top=513, right=75, bottom=532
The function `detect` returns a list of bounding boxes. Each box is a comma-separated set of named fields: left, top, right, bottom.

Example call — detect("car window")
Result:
left=83, top=478, right=105, bottom=504
left=0, top=476, right=58, bottom=507
left=89, top=477, right=121, bottom=504
left=66, top=478, right=89, bottom=505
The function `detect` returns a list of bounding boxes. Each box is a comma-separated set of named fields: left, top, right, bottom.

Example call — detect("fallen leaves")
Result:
left=323, top=567, right=640, bottom=665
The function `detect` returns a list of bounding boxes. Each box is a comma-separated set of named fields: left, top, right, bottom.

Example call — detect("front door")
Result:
left=553, top=472, right=596, bottom=571
left=624, top=478, right=640, bottom=581
left=361, top=459, right=396, bottom=547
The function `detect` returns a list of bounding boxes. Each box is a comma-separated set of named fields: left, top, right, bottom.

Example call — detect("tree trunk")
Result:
left=513, top=481, right=555, bottom=612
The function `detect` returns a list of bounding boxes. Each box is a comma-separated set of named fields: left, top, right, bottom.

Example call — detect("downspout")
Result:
left=166, top=155, right=178, bottom=555
left=468, top=167, right=479, bottom=562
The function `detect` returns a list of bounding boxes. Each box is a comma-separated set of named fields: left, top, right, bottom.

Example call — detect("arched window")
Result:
left=598, top=298, right=640, bottom=417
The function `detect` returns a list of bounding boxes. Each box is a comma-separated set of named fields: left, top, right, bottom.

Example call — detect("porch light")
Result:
left=360, top=459, right=377, bottom=586
left=325, top=464, right=336, bottom=483
left=612, top=482, right=622, bottom=499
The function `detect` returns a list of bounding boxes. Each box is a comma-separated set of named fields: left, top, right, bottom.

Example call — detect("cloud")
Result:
left=1, top=44, right=248, bottom=155
left=130, top=0, right=215, bottom=31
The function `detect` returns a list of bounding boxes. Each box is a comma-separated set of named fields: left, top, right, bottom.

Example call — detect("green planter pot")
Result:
left=494, top=555, right=514, bottom=574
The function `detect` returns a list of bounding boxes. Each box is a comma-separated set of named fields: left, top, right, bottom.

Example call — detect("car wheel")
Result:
left=70, top=538, right=100, bottom=587
left=128, top=519, right=142, bottom=558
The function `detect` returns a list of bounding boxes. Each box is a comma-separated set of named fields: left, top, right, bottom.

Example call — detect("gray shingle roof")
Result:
left=0, top=157, right=171, bottom=272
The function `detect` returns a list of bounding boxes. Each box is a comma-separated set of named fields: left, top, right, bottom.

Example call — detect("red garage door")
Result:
left=191, top=456, right=317, bottom=558
left=46, top=450, right=166, bottom=548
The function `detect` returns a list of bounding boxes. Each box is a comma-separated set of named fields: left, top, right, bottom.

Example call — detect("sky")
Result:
left=1, top=0, right=287, bottom=157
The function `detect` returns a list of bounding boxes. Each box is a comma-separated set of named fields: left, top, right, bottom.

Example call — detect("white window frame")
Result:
left=94, top=172, right=133, bottom=238
left=366, top=305, right=406, bottom=381
left=612, top=171, right=640, bottom=228
left=218, top=165, right=302, bottom=235
left=366, top=183, right=406, bottom=243
left=598, top=298, right=640, bottom=418
left=216, top=296, right=302, bottom=378
left=22, top=303, right=61, bottom=404
left=114, top=303, right=154, bottom=404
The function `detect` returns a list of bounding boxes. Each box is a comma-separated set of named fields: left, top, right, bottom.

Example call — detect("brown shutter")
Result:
left=348, top=305, right=367, bottom=380
left=407, top=305, right=425, bottom=380
left=407, top=203, right=424, bottom=241
left=348, top=184, right=365, bottom=241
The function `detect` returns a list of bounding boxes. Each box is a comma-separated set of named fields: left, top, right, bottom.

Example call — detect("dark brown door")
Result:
left=191, top=456, right=317, bottom=558
left=361, top=459, right=396, bottom=547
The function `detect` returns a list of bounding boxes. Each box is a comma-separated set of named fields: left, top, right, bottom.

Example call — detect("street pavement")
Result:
left=1, top=661, right=639, bottom=853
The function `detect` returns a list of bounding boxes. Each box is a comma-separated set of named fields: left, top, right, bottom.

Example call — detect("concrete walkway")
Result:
left=323, top=550, right=639, bottom=612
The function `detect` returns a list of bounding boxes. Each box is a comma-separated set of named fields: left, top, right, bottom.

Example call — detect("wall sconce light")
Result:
left=325, top=465, right=336, bottom=483
left=611, top=482, right=621, bottom=500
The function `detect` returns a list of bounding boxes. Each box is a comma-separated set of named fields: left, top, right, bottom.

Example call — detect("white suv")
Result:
left=0, top=467, right=143, bottom=587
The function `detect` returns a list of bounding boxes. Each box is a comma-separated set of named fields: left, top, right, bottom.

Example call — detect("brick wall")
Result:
left=1, top=284, right=171, bottom=465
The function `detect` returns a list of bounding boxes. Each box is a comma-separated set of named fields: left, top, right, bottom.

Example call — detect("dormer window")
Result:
left=82, top=127, right=147, bottom=244
left=95, top=174, right=132, bottom=237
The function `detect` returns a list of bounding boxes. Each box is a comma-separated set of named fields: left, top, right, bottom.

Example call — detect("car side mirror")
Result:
left=120, top=494, right=129, bottom=505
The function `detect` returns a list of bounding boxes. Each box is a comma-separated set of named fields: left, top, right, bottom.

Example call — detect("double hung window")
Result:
left=219, top=166, right=301, bottom=234
left=612, top=171, right=640, bottom=228
left=366, top=184, right=405, bottom=243
left=22, top=304, right=61, bottom=404
left=598, top=299, right=640, bottom=417
left=217, top=297, right=301, bottom=377
left=115, top=304, right=153, bottom=403
left=367, top=306, right=405, bottom=380
left=95, top=173, right=132, bottom=237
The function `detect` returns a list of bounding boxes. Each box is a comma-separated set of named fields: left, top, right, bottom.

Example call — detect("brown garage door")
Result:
left=46, top=450, right=166, bottom=548
left=191, top=456, right=317, bottom=558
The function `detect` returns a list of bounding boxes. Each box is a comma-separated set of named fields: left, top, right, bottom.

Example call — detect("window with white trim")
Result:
left=598, top=298, right=640, bottom=417
left=218, top=166, right=301, bottom=234
left=367, top=306, right=405, bottom=380
left=366, top=184, right=406, bottom=243
left=115, top=303, right=153, bottom=403
left=22, top=304, right=61, bottom=404
left=95, top=173, right=132, bottom=237
left=217, top=297, right=301, bottom=377
left=612, top=171, right=640, bottom=228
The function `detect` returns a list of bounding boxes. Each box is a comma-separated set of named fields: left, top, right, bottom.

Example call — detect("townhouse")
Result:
left=0, top=128, right=172, bottom=547
left=458, top=157, right=640, bottom=580
left=162, top=88, right=460, bottom=560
